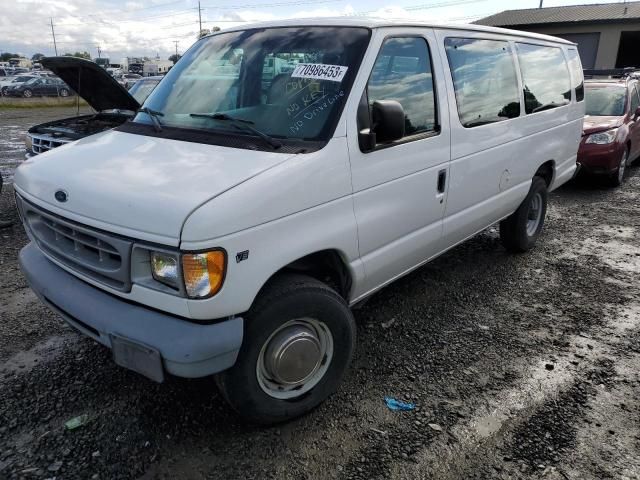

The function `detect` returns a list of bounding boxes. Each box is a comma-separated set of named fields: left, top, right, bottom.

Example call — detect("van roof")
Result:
left=218, top=17, right=575, bottom=45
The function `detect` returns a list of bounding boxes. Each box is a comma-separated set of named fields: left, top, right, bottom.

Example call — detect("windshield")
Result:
left=135, top=27, right=370, bottom=144
left=585, top=86, right=626, bottom=116
left=128, top=79, right=160, bottom=103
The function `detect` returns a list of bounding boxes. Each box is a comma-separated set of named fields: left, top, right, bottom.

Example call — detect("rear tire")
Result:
left=216, top=273, right=356, bottom=424
left=59, top=88, right=69, bottom=97
left=500, top=176, right=548, bottom=253
left=22, top=89, right=32, bottom=98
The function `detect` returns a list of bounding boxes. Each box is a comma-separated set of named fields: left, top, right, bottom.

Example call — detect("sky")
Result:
left=0, top=0, right=632, bottom=62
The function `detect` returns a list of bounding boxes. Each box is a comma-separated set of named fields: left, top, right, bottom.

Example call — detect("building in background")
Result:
left=475, top=2, right=640, bottom=69
left=143, top=60, right=173, bottom=76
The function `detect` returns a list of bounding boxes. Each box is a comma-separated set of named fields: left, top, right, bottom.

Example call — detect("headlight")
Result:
left=182, top=250, right=226, bottom=298
left=586, top=128, right=618, bottom=144
left=148, top=248, right=226, bottom=298
left=150, top=252, right=180, bottom=289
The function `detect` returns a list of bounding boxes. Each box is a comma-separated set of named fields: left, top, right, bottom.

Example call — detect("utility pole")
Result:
left=50, top=18, right=58, bottom=56
left=539, top=0, right=543, bottom=7
left=96, top=45, right=102, bottom=59
left=173, top=40, right=179, bottom=58
left=198, top=1, right=202, bottom=35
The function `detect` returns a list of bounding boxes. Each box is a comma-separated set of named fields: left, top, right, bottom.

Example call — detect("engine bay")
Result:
left=29, top=112, right=132, bottom=140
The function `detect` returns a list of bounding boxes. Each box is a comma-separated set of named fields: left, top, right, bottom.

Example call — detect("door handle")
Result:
left=437, top=169, right=447, bottom=194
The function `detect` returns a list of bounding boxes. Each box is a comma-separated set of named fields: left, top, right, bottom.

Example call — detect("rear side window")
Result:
left=630, top=85, right=640, bottom=115
left=566, top=48, right=584, bottom=102
left=516, top=43, right=571, bottom=114
left=366, top=37, right=437, bottom=137
left=445, top=38, right=520, bottom=128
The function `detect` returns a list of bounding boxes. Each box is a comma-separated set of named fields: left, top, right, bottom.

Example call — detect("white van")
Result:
left=15, top=18, right=584, bottom=423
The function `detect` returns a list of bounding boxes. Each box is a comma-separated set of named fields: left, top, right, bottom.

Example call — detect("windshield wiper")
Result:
left=532, top=102, right=569, bottom=113
left=189, top=112, right=282, bottom=149
left=138, top=107, right=164, bottom=132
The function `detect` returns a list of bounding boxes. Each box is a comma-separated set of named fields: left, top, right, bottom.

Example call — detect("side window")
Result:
left=363, top=37, right=437, bottom=139
left=630, top=85, right=640, bottom=115
left=566, top=48, right=584, bottom=102
left=516, top=43, right=571, bottom=114
left=444, top=38, right=520, bottom=128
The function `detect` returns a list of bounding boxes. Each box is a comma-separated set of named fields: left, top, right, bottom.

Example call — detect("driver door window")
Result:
left=360, top=36, right=437, bottom=144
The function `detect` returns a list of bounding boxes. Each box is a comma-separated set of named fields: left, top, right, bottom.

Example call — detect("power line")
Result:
left=201, top=0, right=341, bottom=9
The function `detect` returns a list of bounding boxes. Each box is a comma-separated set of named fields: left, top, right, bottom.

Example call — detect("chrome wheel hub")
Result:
left=526, top=192, right=543, bottom=237
left=257, top=318, right=333, bottom=400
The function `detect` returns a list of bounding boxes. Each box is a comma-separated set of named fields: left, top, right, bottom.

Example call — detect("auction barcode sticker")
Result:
left=291, top=63, right=348, bottom=82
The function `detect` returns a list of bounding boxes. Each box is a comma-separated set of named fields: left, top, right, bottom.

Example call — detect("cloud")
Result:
left=0, top=0, right=473, bottom=61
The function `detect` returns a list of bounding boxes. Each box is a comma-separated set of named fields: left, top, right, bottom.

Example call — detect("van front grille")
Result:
left=16, top=195, right=132, bottom=292
left=29, top=134, right=72, bottom=155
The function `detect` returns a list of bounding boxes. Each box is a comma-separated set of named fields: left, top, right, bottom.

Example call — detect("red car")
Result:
left=578, top=78, right=640, bottom=186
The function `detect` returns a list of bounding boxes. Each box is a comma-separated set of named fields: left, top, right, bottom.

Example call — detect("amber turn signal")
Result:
left=182, top=250, right=226, bottom=298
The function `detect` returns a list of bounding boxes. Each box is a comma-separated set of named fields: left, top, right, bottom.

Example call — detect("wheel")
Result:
left=22, top=89, right=32, bottom=98
left=1, top=87, right=7, bottom=96
left=500, top=176, right=548, bottom=253
left=607, top=147, right=628, bottom=187
left=59, top=88, right=69, bottom=97
left=216, top=273, right=356, bottom=424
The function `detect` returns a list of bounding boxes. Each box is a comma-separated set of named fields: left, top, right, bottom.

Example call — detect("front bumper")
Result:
left=19, top=242, right=244, bottom=380
left=577, top=141, right=624, bottom=175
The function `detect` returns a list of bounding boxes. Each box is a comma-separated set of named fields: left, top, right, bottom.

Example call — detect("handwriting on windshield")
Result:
left=288, top=90, right=345, bottom=135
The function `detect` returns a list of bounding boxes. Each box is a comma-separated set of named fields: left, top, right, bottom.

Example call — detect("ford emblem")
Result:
left=54, top=190, right=68, bottom=203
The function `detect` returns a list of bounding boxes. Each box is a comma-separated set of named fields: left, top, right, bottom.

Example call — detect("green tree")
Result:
left=31, top=53, right=45, bottom=61
left=63, top=51, right=91, bottom=60
left=169, top=54, right=181, bottom=64
left=0, top=53, right=20, bottom=62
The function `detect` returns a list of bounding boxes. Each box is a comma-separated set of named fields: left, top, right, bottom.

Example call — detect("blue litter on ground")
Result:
left=385, top=397, right=415, bottom=411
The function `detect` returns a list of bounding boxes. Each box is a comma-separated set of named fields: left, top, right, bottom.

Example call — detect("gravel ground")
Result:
left=0, top=106, right=92, bottom=183
left=1, top=110, right=639, bottom=479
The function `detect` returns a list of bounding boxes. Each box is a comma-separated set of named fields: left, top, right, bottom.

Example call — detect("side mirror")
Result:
left=371, top=100, right=405, bottom=143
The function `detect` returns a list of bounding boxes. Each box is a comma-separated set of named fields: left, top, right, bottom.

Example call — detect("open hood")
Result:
left=41, top=56, right=140, bottom=112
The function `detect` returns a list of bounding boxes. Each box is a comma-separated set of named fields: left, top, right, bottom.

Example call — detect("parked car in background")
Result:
left=5, top=76, right=71, bottom=98
left=127, top=76, right=162, bottom=103
left=106, top=67, right=123, bottom=77
left=31, top=70, right=57, bottom=78
left=0, top=75, right=37, bottom=95
left=24, top=56, right=149, bottom=156
left=0, top=68, right=9, bottom=77
left=578, top=77, right=640, bottom=186
left=116, top=73, right=142, bottom=89
left=16, top=20, right=583, bottom=424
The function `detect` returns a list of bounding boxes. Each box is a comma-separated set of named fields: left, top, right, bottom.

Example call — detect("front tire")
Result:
left=500, top=176, right=548, bottom=253
left=59, top=88, right=69, bottom=97
left=607, top=147, right=628, bottom=187
left=22, top=89, right=32, bottom=98
left=216, top=273, right=356, bottom=424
